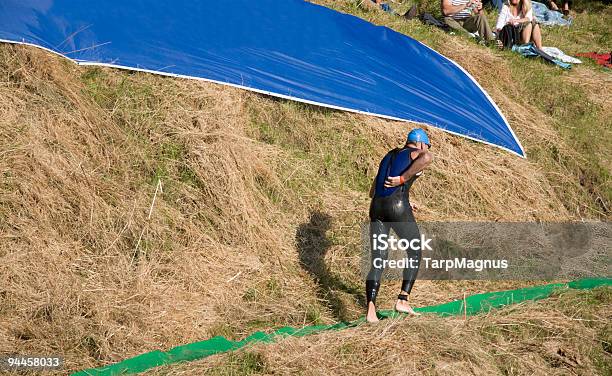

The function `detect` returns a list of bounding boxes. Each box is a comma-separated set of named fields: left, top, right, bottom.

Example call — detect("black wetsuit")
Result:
left=366, top=147, right=422, bottom=305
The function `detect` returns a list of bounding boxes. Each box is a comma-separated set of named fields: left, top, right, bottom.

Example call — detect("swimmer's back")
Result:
left=373, top=147, right=418, bottom=198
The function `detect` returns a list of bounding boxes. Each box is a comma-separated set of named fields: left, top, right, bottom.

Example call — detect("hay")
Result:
left=0, top=19, right=608, bottom=374
left=147, top=287, right=612, bottom=375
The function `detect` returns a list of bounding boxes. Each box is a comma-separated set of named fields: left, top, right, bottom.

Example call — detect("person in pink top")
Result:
left=495, top=0, right=542, bottom=49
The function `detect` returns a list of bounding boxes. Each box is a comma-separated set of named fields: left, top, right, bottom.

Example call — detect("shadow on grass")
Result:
left=296, top=211, right=365, bottom=322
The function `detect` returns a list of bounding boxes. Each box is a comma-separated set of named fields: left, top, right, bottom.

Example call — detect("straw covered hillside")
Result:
left=0, top=0, right=610, bottom=374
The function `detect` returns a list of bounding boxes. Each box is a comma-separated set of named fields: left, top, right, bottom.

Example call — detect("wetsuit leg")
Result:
left=390, top=210, right=421, bottom=295
left=366, top=219, right=390, bottom=305
left=383, top=188, right=421, bottom=295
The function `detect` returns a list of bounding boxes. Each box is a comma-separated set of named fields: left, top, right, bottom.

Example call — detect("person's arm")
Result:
left=502, top=6, right=531, bottom=26
left=510, top=15, right=531, bottom=24
left=548, top=1, right=559, bottom=11
left=441, top=0, right=472, bottom=17
left=495, top=5, right=509, bottom=30
left=384, top=150, right=433, bottom=188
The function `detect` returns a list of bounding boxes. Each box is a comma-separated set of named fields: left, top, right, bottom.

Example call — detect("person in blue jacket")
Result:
left=366, top=128, right=433, bottom=323
left=484, top=0, right=503, bottom=11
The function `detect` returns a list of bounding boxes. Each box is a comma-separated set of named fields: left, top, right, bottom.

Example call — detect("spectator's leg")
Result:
left=463, top=13, right=495, bottom=42
left=443, top=17, right=470, bottom=36
left=462, top=16, right=478, bottom=34
left=549, top=1, right=559, bottom=11
left=531, top=23, right=543, bottom=49
left=563, top=1, right=571, bottom=16
left=521, top=22, right=533, bottom=45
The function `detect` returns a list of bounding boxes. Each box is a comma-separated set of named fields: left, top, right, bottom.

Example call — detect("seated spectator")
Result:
left=361, top=0, right=417, bottom=18
left=496, top=0, right=542, bottom=49
left=441, top=0, right=496, bottom=43
left=544, top=0, right=572, bottom=16
left=483, top=0, right=503, bottom=11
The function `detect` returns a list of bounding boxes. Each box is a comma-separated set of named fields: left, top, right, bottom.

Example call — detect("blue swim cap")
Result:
left=407, top=128, right=430, bottom=146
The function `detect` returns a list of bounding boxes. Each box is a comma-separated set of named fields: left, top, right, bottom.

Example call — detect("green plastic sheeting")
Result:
left=73, top=278, right=611, bottom=376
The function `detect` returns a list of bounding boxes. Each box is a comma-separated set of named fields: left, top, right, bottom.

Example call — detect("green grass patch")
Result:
left=209, top=351, right=267, bottom=375
left=246, top=99, right=373, bottom=195
left=479, top=287, right=612, bottom=374
left=509, top=58, right=611, bottom=214
left=305, top=304, right=325, bottom=325
left=207, top=322, right=238, bottom=341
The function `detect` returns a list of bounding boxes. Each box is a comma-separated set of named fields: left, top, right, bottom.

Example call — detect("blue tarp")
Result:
left=0, top=0, right=524, bottom=157
left=533, top=2, right=573, bottom=27
left=512, top=43, right=572, bottom=70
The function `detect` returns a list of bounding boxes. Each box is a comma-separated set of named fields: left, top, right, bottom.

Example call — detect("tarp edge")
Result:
left=0, top=38, right=526, bottom=158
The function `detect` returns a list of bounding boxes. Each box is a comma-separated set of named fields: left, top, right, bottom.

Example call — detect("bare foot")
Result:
left=395, top=297, right=421, bottom=316
left=366, top=301, right=379, bottom=323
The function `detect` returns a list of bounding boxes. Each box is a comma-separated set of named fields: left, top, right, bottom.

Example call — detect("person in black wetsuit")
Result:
left=366, top=128, right=433, bottom=323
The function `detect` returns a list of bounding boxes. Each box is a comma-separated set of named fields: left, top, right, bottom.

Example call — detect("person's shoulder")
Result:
left=386, top=147, right=400, bottom=155
left=498, top=4, right=511, bottom=18
left=381, top=148, right=396, bottom=161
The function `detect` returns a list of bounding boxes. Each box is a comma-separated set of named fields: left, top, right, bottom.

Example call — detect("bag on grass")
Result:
left=420, top=13, right=450, bottom=32
left=499, top=24, right=520, bottom=49
left=512, top=43, right=572, bottom=69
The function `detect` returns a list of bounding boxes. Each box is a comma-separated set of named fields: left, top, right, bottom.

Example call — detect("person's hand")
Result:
left=384, top=176, right=402, bottom=188
left=549, top=1, right=559, bottom=11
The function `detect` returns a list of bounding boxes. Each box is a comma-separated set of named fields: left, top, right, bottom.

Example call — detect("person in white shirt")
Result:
left=441, top=0, right=496, bottom=43
left=495, top=0, right=542, bottom=48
